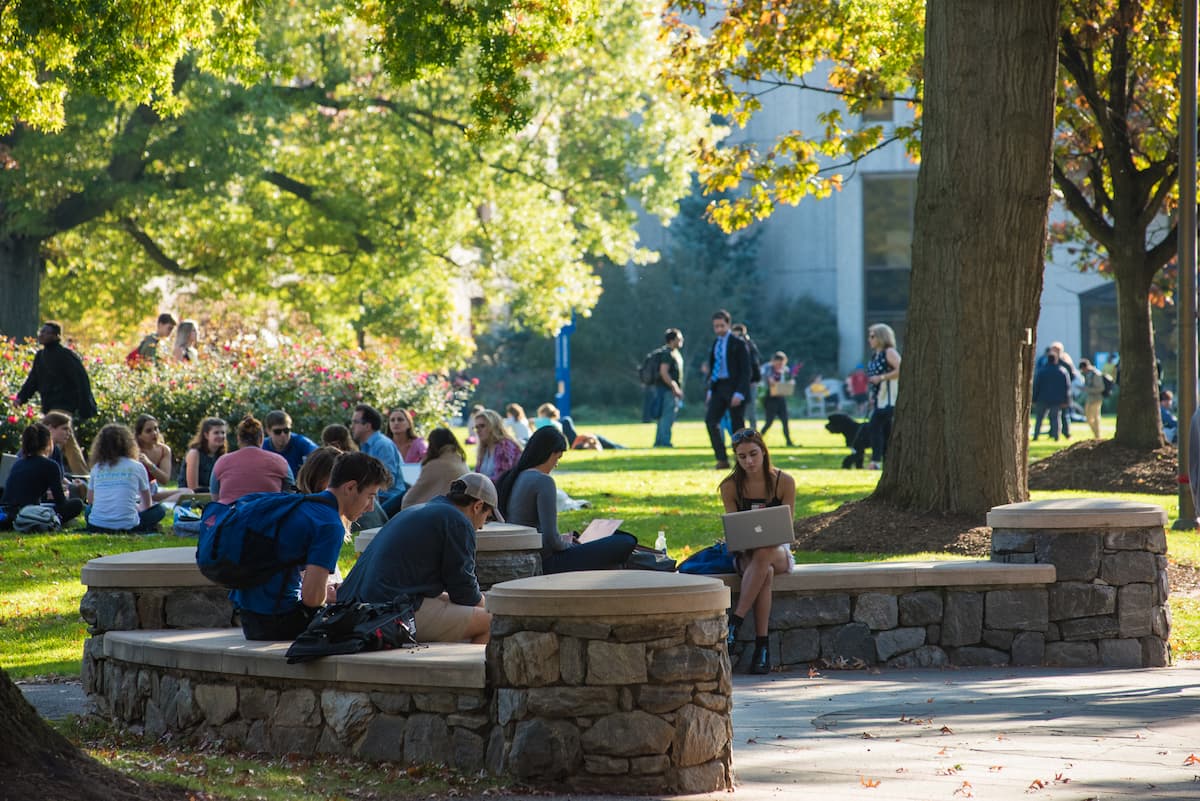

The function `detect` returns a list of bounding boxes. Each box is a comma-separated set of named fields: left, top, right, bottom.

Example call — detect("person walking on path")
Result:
left=1078, top=358, right=1106, bottom=439
left=705, top=310, right=752, bottom=469
left=732, top=323, right=763, bottom=431
left=759, top=351, right=796, bottom=447
left=865, top=323, right=901, bottom=469
left=17, top=321, right=97, bottom=475
left=651, top=328, right=685, bottom=447
left=1032, top=352, right=1071, bottom=440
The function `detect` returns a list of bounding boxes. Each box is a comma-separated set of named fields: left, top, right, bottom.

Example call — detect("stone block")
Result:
left=673, top=759, right=732, bottom=793
left=1045, top=622, right=1060, bottom=642
left=694, top=692, right=730, bottom=714
left=1034, top=533, right=1101, bottom=581
left=452, top=728, right=486, bottom=772
left=1044, top=641, right=1098, bottom=667
left=647, top=645, right=722, bottom=683
left=164, top=590, right=234, bottom=628
left=1157, top=566, right=1171, bottom=605
left=554, top=619, right=612, bottom=639
left=991, top=530, right=1035, bottom=553
left=245, top=720, right=269, bottom=753
left=688, top=617, right=726, bottom=647
left=93, top=591, right=138, bottom=632
left=79, top=590, right=99, bottom=629
left=1011, top=632, right=1045, bottom=666
left=498, top=689, right=528, bottom=725
left=404, top=714, right=450, bottom=765
left=509, top=719, right=581, bottom=779
left=1099, top=551, right=1157, bottom=586
left=1099, top=638, right=1143, bottom=667
left=1048, top=582, right=1116, bottom=620
left=584, top=755, right=630, bottom=774
left=673, top=704, right=729, bottom=767
left=620, top=686, right=634, bottom=712
left=1104, top=528, right=1167, bottom=553
left=587, top=641, right=647, bottom=685
left=1117, top=583, right=1154, bottom=638
left=412, top=692, right=458, bottom=713
left=982, top=629, right=1014, bottom=650
left=1141, top=636, right=1170, bottom=667
left=926, top=624, right=941, bottom=643
left=503, top=631, right=560, bottom=687
left=144, top=699, right=166, bottom=739
left=899, top=591, right=943, bottom=626
left=949, top=647, right=1009, bottom=667
left=492, top=615, right=553, bottom=637
left=269, top=726, right=320, bottom=754
left=886, top=646, right=948, bottom=669
left=636, top=684, right=693, bottom=714
left=82, top=636, right=104, bottom=695
left=240, top=688, right=278, bottom=720
left=559, top=636, right=585, bottom=684
left=630, top=754, right=671, bottom=774
left=820, top=623, right=875, bottom=664
left=316, top=726, right=348, bottom=756
left=321, top=690, right=373, bottom=743
left=274, top=688, right=320, bottom=727
left=447, top=713, right=489, bottom=730
left=985, top=589, right=1048, bottom=631
left=194, top=684, right=238, bottom=726
left=853, top=593, right=898, bottom=630
left=476, top=552, right=541, bottom=588
left=1059, top=616, right=1119, bottom=641
left=941, top=592, right=983, bottom=647
left=992, top=553, right=1036, bottom=564
left=135, top=591, right=166, bottom=629
left=770, top=594, right=851, bottom=628
left=217, top=720, right=249, bottom=746
left=527, top=687, right=619, bottom=717
left=581, top=711, right=675, bottom=757
left=1153, top=604, right=1171, bottom=639
left=165, top=677, right=199, bottom=729
left=780, top=628, right=820, bottom=665
left=875, top=627, right=925, bottom=661
left=612, top=619, right=689, bottom=642
left=369, top=691, right=411, bottom=715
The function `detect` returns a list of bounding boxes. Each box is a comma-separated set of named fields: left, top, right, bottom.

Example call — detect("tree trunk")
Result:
left=872, top=0, right=1060, bottom=515
left=0, top=233, right=44, bottom=338
left=1112, top=260, right=1165, bottom=448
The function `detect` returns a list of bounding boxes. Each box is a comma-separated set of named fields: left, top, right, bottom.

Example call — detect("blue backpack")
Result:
left=195, top=492, right=338, bottom=589
left=677, top=541, right=736, bottom=575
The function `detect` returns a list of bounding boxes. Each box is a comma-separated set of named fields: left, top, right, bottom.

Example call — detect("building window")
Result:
left=863, top=175, right=915, bottom=346
left=861, top=99, right=894, bottom=122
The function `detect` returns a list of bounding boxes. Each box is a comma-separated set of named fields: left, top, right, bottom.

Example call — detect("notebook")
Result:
left=576, top=518, right=623, bottom=543
left=721, top=505, right=794, bottom=551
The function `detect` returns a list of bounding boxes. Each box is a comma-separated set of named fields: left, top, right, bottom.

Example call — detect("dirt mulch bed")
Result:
left=1028, top=438, right=1178, bottom=495
left=793, top=497, right=992, bottom=556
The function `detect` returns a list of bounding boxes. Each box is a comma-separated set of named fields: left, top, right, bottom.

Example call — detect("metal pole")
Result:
left=554, top=314, right=576, bottom=418
left=1176, top=0, right=1198, bottom=530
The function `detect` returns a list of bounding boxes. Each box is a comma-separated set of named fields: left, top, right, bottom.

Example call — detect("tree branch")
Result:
left=1144, top=224, right=1178, bottom=276
left=261, top=169, right=377, bottom=254
left=1052, top=160, right=1115, bottom=252
left=742, top=77, right=920, bottom=105
left=119, top=217, right=208, bottom=275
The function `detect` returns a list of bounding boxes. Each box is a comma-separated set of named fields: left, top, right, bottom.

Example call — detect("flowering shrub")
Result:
left=0, top=338, right=471, bottom=461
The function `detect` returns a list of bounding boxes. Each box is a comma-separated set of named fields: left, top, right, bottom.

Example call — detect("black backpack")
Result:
left=195, top=492, right=337, bottom=589
left=639, top=348, right=663, bottom=385
left=1101, top=373, right=1114, bottom=397
left=285, top=598, right=418, bottom=663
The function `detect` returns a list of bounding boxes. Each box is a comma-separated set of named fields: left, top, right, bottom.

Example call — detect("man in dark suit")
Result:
left=705, top=309, right=752, bottom=468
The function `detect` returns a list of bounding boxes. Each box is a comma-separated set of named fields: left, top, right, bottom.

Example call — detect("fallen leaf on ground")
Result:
left=940, top=725, right=954, bottom=734
left=859, top=776, right=880, bottom=788
left=1185, top=754, right=1200, bottom=766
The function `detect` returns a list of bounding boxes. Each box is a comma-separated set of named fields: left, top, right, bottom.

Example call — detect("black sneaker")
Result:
left=750, top=643, right=770, bottom=674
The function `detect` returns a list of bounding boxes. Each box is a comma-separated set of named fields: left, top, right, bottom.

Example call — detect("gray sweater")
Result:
left=506, top=470, right=569, bottom=558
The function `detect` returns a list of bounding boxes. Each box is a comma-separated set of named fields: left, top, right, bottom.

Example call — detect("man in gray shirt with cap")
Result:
left=337, top=472, right=500, bottom=643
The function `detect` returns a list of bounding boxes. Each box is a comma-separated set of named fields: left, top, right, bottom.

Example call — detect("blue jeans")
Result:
left=654, top=387, right=678, bottom=446
left=1033, top=403, right=1061, bottom=440
left=543, top=533, right=638, bottom=574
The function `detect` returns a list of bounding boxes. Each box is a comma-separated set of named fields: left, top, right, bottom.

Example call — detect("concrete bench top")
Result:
left=987, top=498, right=1167, bottom=529
left=102, top=629, right=486, bottom=689
left=715, top=560, right=1056, bottom=592
left=487, top=570, right=730, bottom=617
left=81, top=546, right=212, bottom=588
left=355, top=522, right=541, bottom=555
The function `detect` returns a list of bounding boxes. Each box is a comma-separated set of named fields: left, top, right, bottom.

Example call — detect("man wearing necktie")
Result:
left=705, top=309, right=752, bottom=468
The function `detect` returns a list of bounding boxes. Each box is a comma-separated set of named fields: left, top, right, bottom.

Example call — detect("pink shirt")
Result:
left=211, top=446, right=290, bottom=504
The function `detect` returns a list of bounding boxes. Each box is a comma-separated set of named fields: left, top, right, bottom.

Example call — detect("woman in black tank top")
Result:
left=718, top=429, right=796, bottom=674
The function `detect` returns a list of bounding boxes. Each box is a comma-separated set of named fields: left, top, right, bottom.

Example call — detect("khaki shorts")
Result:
left=415, top=594, right=478, bottom=642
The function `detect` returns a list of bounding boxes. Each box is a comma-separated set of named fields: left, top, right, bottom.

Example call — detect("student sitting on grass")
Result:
left=86, top=424, right=166, bottom=534
left=181, top=417, right=227, bottom=491
left=1, top=423, right=85, bottom=530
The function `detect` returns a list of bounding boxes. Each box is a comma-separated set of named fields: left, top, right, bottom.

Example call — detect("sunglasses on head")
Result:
left=731, top=429, right=758, bottom=444
left=272, top=427, right=291, bottom=435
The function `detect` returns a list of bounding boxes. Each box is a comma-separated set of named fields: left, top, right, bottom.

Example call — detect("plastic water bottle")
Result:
left=655, top=530, right=667, bottom=553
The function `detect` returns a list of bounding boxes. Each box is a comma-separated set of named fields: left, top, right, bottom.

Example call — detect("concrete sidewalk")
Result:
left=21, top=664, right=1200, bottom=799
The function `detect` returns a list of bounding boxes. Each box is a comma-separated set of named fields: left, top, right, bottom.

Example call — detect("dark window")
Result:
left=863, top=175, right=916, bottom=347
left=861, top=100, right=894, bottom=122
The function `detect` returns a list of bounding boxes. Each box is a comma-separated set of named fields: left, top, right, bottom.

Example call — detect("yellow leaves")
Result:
left=859, top=775, right=881, bottom=788
left=1185, top=753, right=1200, bottom=765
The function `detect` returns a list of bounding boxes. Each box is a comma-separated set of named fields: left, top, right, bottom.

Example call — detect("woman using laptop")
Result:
left=720, top=429, right=796, bottom=674
left=497, top=426, right=636, bottom=573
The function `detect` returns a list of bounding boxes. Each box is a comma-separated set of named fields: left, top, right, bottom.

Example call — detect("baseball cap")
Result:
left=451, top=472, right=504, bottom=522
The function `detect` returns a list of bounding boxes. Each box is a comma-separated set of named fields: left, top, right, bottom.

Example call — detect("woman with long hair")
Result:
left=719, top=429, right=796, bottom=674
left=401, top=427, right=470, bottom=510
left=134, top=414, right=173, bottom=485
left=1, top=423, right=85, bottom=529
left=321, top=424, right=357, bottom=453
left=496, top=426, right=636, bottom=573
left=387, top=407, right=428, bottom=464
left=865, top=323, right=901, bottom=470
left=173, top=320, right=199, bottom=362
left=181, top=417, right=227, bottom=491
left=473, top=409, right=521, bottom=482
left=87, top=423, right=166, bottom=533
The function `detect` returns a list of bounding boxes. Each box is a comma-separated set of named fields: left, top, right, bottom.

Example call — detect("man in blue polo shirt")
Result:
left=261, top=409, right=319, bottom=476
left=351, top=403, right=407, bottom=515
left=231, top=451, right=390, bottom=641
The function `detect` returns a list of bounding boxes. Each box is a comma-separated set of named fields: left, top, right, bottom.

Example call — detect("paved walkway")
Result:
left=21, top=664, right=1200, bottom=799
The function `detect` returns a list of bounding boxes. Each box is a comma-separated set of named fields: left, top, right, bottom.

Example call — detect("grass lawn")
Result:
left=3, top=415, right=1197, bottom=681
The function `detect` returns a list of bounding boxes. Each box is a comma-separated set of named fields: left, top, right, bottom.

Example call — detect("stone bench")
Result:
left=95, top=629, right=490, bottom=768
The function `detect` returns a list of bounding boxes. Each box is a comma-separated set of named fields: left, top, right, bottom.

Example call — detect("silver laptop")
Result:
left=0, top=453, right=16, bottom=489
left=399, top=463, right=422, bottom=487
left=722, top=505, right=794, bottom=551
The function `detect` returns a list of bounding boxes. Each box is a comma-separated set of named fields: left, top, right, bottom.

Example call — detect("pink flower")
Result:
left=471, top=377, right=480, bottom=386
left=24, top=407, right=35, bottom=418
left=341, top=401, right=349, bottom=409
left=120, top=403, right=130, bottom=414
left=6, top=415, right=17, bottom=424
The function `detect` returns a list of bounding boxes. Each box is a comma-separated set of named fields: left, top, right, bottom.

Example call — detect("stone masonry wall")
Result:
left=488, top=611, right=733, bottom=794
left=93, top=657, right=490, bottom=770
left=475, top=550, right=542, bottom=590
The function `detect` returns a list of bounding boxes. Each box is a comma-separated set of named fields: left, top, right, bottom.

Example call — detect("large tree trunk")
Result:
left=0, top=234, right=43, bottom=338
left=873, top=0, right=1060, bottom=515
left=1111, top=257, right=1166, bottom=449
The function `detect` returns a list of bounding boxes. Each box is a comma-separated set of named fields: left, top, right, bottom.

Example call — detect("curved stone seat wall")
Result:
left=486, top=571, right=733, bottom=794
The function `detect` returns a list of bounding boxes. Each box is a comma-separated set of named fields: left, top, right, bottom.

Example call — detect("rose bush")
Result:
left=1, top=338, right=470, bottom=465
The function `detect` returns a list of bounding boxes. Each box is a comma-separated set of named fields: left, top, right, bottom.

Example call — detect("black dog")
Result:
left=826, top=412, right=870, bottom=469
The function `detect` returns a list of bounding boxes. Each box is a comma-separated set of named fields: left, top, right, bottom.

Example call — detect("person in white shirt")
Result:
left=86, top=424, right=166, bottom=533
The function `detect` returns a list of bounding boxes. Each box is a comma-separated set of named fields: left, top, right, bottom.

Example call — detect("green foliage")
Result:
left=0, top=338, right=469, bottom=459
